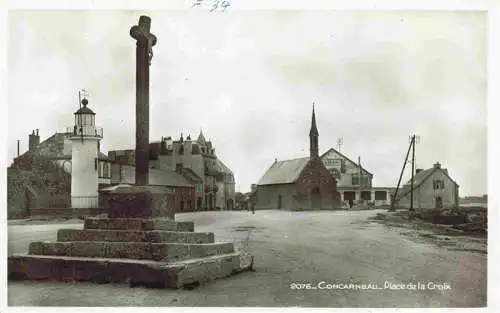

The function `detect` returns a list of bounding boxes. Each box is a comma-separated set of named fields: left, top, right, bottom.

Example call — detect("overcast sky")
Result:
left=7, top=10, right=487, bottom=195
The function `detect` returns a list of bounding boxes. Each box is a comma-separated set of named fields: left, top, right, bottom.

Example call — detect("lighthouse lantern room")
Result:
left=67, top=91, right=103, bottom=209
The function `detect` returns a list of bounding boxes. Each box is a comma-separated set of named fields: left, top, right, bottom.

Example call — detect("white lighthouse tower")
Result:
left=67, top=91, right=103, bottom=208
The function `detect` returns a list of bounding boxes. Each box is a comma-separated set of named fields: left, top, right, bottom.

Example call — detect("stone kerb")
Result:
left=28, top=241, right=235, bottom=262
left=56, top=229, right=215, bottom=244
left=84, top=217, right=195, bottom=232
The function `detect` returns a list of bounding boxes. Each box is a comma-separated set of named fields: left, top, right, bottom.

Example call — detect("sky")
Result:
left=7, top=10, right=487, bottom=195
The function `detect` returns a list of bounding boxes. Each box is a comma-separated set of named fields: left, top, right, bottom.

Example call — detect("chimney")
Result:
left=443, top=169, right=448, bottom=175
left=160, top=137, right=168, bottom=155
left=433, top=162, right=441, bottom=169
left=165, top=136, right=173, bottom=150
left=17, top=140, right=20, bottom=157
left=171, top=142, right=178, bottom=169
left=274, top=158, right=278, bottom=164
left=28, top=129, right=40, bottom=151
left=251, top=184, right=257, bottom=193
left=415, top=169, right=423, bottom=174
left=184, top=134, right=193, bottom=155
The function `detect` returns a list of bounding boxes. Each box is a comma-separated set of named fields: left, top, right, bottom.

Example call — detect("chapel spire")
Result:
left=309, top=103, right=319, bottom=158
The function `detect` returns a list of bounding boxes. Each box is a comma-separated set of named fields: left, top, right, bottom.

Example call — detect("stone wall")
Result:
left=7, top=167, right=30, bottom=218
left=30, top=207, right=105, bottom=218
left=256, top=158, right=341, bottom=210
left=8, top=152, right=72, bottom=219
left=294, top=157, right=341, bottom=209
left=255, top=184, right=296, bottom=210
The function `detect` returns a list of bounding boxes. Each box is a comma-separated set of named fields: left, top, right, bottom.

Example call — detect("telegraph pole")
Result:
left=390, top=137, right=413, bottom=212
left=409, top=134, right=420, bottom=214
left=358, top=156, right=362, bottom=206
left=410, top=135, right=415, bottom=212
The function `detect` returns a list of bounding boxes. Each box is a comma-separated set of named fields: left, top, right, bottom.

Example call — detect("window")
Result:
left=340, top=160, right=346, bottom=173
left=352, top=174, right=370, bottom=187
left=352, top=174, right=359, bottom=186
left=433, top=180, right=445, bottom=190
left=374, top=191, right=387, bottom=200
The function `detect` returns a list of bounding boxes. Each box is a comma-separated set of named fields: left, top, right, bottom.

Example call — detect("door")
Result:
left=435, top=196, right=443, bottom=209
left=278, top=195, right=282, bottom=210
left=311, top=187, right=321, bottom=209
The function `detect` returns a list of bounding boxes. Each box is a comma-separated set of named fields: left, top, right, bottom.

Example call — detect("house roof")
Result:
left=197, top=130, right=206, bottom=144
left=320, top=147, right=373, bottom=176
left=15, top=131, right=109, bottom=163
left=215, top=158, right=233, bottom=175
left=98, top=152, right=108, bottom=160
left=395, top=166, right=459, bottom=200
left=257, top=157, right=310, bottom=185
left=74, top=106, right=96, bottom=115
left=119, top=165, right=193, bottom=187
left=181, top=167, right=203, bottom=183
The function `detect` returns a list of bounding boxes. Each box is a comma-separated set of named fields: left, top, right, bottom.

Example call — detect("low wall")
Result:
left=29, top=207, right=106, bottom=219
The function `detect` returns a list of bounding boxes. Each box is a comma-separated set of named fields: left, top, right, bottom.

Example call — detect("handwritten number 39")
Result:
left=210, top=0, right=231, bottom=12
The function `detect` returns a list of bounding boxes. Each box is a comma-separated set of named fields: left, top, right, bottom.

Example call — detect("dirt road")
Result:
left=7, top=210, right=486, bottom=307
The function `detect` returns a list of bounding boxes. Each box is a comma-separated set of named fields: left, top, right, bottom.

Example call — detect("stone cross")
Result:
left=130, top=16, right=157, bottom=186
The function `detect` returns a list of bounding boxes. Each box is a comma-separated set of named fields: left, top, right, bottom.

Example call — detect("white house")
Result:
left=320, top=148, right=394, bottom=207
left=394, top=162, right=459, bottom=210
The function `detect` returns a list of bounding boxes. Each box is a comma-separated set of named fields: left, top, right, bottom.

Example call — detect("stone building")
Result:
left=255, top=106, right=341, bottom=210
left=108, top=130, right=236, bottom=211
left=320, top=148, right=394, bottom=207
left=104, top=163, right=196, bottom=214
left=7, top=130, right=111, bottom=218
left=394, top=162, right=459, bottom=210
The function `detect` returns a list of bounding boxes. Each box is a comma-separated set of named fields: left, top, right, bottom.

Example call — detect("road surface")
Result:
left=7, top=210, right=487, bottom=307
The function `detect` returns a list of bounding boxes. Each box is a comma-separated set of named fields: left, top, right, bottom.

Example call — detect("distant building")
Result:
left=105, top=164, right=196, bottom=214
left=7, top=129, right=112, bottom=218
left=320, top=148, right=394, bottom=207
left=108, top=130, right=235, bottom=211
left=394, top=162, right=459, bottom=210
left=255, top=106, right=341, bottom=210
left=7, top=97, right=113, bottom=218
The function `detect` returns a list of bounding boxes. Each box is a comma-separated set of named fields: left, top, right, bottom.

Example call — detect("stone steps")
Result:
left=84, top=217, right=194, bottom=232
left=28, top=241, right=234, bottom=262
left=8, top=252, right=242, bottom=289
left=57, top=229, right=214, bottom=243
left=8, top=214, right=253, bottom=288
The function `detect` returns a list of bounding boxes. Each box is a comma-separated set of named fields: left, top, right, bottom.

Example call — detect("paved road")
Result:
left=7, top=210, right=487, bottom=307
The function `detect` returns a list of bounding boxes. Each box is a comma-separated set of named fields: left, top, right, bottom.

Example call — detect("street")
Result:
left=7, top=210, right=487, bottom=307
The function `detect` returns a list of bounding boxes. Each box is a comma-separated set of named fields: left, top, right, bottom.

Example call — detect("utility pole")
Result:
left=17, top=140, right=20, bottom=157
left=358, top=156, right=362, bottom=206
left=390, top=137, right=414, bottom=212
left=409, top=134, right=420, bottom=214
left=410, top=135, right=415, bottom=213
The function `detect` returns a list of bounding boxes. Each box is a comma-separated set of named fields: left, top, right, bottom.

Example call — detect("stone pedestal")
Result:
left=8, top=215, right=251, bottom=288
left=107, top=185, right=174, bottom=220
